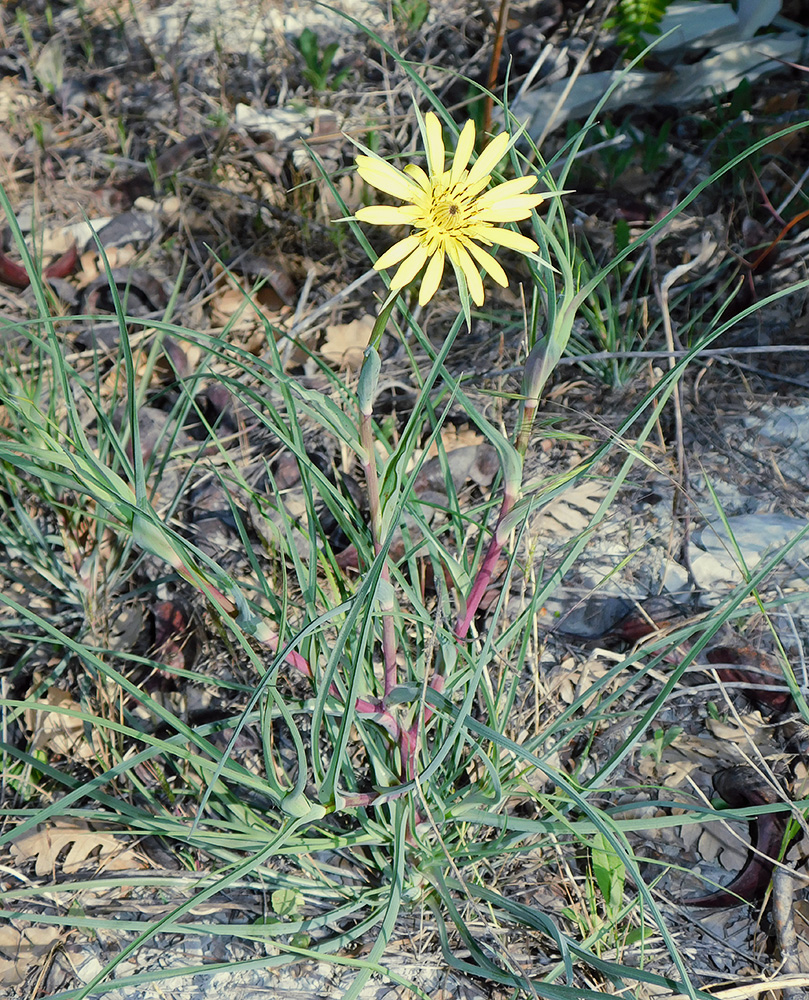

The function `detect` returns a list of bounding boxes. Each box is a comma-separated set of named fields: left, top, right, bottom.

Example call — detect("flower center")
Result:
left=431, top=186, right=467, bottom=231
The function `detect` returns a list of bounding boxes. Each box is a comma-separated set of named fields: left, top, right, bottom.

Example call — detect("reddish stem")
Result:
left=750, top=207, right=809, bottom=273
left=454, top=493, right=515, bottom=640
left=483, top=0, right=511, bottom=135
left=750, top=168, right=787, bottom=227
left=264, top=631, right=401, bottom=739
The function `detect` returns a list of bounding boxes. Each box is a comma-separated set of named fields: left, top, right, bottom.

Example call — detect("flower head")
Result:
left=355, top=112, right=547, bottom=307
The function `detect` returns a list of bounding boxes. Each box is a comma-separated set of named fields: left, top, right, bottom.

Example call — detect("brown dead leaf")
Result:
left=412, top=444, right=498, bottom=502
left=423, top=425, right=484, bottom=461
left=41, top=225, right=80, bottom=256
left=659, top=757, right=703, bottom=789
left=78, top=248, right=101, bottom=287
left=320, top=315, right=374, bottom=370
left=792, top=761, right=809, bottom=800
left=793, top=901, right=809, bottom=970
left=705, top=714, right=763, bottom=742
left=102, top=245, right=136, bottom=270
left=680, top=818, right=702, bottom=852
left=209, top=267, right=277, bottom=332
left=531, top=480, right=609, bottom=536
left=23, top=687, right=103, bottom=762
left=152, top=598, right=197, bottom=671
left=637, top=733, right=718, bottom=785
left=10, top=820, right=144, bottom=877
left=698, top=827, right=747, bottom=872
left=548, top=655, right=584, bottom=705
left=0, top=924, right=62, bottom=986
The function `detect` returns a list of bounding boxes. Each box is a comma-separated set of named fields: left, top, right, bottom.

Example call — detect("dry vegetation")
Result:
left=1, top=0, right=809, bottom=997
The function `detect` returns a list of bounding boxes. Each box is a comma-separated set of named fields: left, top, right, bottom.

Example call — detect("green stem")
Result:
left=514, top=399, right=537, bottom=458
left=358, top=288, right=402, bottom=698
left=359, top=405, right=398, bottom=696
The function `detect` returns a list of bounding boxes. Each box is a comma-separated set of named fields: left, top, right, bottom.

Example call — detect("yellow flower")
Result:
left=355, top=112, right=547, bottom=307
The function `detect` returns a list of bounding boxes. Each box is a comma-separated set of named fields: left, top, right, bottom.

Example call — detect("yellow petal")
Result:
left=477, top=226, right=538, bottom=253
left=479, top=194, right=545, bottom=214
left=425, top=112, right=445, bottom=177
left=374, top=234, right=423, bottom=270
left=450, top=120, right=476, bottom=185
left=356, top=155, right=418, bottom=201
left=420, top=229, right=443, bottom=255
left=449, top=242, right=484, bottom=306
left=419, top=247, right=445, bottom=305
left=478, top=205, right=537, bottom=222
left=466, top=131, right=509, bottom=186
left=463, top=239, right=508, bottom=287
left=475, top=176, right=539, bottom=207
left=404, top=163, right=432, bottom=190
left=456, top=176, right=493, bottom=205
left=390, top=244, right=429, bottom=289
left=356, top=205, right=421, bottom=225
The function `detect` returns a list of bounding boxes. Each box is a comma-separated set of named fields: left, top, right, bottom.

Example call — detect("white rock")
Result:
left=690, top=512, right=809, bottom=596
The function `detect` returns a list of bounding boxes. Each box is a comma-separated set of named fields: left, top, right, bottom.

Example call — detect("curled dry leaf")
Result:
left=84, top=266, right=169, bottom=315
left=682, top=766, right=794, bottom=908
left=707, top=645, right=795, bottom=714
left=209, top=259, right=294, bottom=329
left=227, top=252, right=296, bottom=306
left=606, top=596, right=689, bottom=643
left=0, top=251, right=29, bottom=289
left=96, top=209, right=162, bottom=249
left=152, top=598, right=198, bottom=671
left=555, top=596, right=637, bottom=642
left=0, top=243, right=79, bottom=289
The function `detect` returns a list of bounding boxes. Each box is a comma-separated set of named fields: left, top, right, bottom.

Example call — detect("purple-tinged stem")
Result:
left=267, top=628, right=401, bottom=738
left=454, top=491, right=517, bottom=640
left=455, top=337, right=551, bottom=639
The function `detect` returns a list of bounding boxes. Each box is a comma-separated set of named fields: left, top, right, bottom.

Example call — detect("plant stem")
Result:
left=454, top=484, right=517, bottom=640
left=358, top=294, right=401, bottom=697
left=266, top=629, right=401, bottom=737
left=483, top=0, right=510, bottom=135
left=515, top=399, right=537, bottom=457
left=359, top=406, right=399, bottom=696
